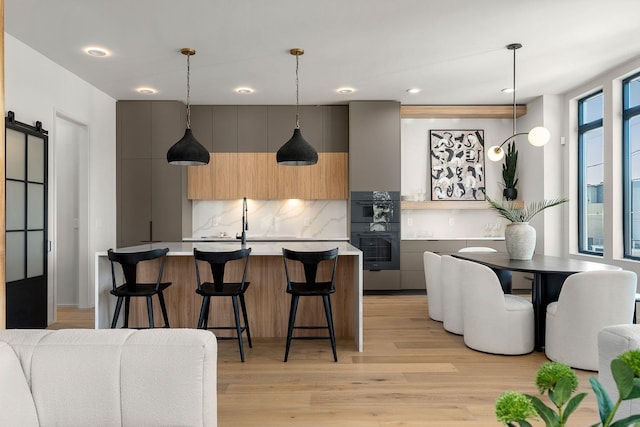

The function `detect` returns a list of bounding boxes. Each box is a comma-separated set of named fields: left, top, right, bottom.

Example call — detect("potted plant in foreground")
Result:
left=495, top=351, right=640, bottom=426
left=486, top=196, right=568, bottom=260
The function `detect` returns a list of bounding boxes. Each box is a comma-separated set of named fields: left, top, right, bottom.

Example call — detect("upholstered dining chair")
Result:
left=545, top=270, right=637, bottom=371
left=461, top=259, right=534, bottom=355
left=423, top=251, right=443, bottom=321
left=441, top=255, right=463, bottom=335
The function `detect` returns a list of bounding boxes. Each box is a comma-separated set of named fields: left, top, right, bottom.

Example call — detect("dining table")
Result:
left=452, top=252, right=622, bottom=351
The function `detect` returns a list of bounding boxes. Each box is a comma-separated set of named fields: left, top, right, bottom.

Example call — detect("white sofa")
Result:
left=0, top=328, right=217, bottom=427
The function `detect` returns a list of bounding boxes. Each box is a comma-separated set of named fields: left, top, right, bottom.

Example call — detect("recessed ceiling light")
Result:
left=84, top=46, right=110, bottom=57
left=235, top=87, right=254, bottom=94
left=502, top=87, right=515, bottom=93
left=337, top=87, right=355, bottom=94
left=406, top=88, right=421, bottom=94
left=136, top=87, right=157, bottom=95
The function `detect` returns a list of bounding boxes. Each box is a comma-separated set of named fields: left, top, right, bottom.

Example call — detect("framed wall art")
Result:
left=429, top=130, right=485, bottom=201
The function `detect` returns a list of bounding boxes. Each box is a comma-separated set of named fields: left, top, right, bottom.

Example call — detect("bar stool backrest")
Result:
left=107, top=248, right=169, bottom=292
left=282, top=248, right=339, bottom=290
left=193, top=248, right=252, bottom=291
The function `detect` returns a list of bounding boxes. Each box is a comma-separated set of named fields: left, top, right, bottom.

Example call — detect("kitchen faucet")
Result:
left=236, top=197, right=248, bottom=245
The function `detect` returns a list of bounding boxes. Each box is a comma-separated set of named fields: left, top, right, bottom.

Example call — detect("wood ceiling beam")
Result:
left=400, top=105, right=527, bottom=119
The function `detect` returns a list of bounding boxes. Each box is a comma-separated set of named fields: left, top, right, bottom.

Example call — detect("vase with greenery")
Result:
left=486, top=197, right=568, bottom=260
left=502, top=141, right=519, bottom=201
left=495, top=351, right=640, bottom=427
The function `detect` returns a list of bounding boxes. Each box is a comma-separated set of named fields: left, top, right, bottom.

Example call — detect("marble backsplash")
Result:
left=191, top=199, right=348, bottom=239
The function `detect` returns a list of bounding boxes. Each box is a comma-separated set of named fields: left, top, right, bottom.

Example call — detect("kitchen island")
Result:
left=95, top=241, right=364, bottom=351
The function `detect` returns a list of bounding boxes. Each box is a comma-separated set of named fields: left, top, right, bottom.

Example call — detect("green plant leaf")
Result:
left=590, top=375, right=614, bottom=423
left=516, top=421, right=533, bottom=427
left=625, top=381, right=640, bottom=400
left=563, top=392, right=587, bottom=420
left=612, top=359, right=636, bottom=400
left=526, top=394, right=559, bottom=426
left=551, top=377, right=575, bottom=408
left=610, top=414, right=640, bottom=427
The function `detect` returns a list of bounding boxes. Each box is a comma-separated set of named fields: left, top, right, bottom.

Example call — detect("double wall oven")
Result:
left=350, top=191, right=400, bottom=271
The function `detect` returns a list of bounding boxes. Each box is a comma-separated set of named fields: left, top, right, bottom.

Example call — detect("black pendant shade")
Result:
left=276, top=128, right=318, bottom=166
left=167, top=128, right=210, bottom=166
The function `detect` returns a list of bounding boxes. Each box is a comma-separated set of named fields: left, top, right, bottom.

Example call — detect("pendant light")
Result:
left=276, top=48, right=318, bottom=166
left=167, top=48, right=210, bottom=166
left=487, top=43, right=551, bottom=162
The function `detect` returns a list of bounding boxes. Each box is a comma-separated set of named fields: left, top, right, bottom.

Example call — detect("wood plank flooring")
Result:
left=48, top=295, right=601, bottom=426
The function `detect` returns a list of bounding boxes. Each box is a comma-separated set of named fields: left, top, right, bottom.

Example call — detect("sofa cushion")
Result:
left=31, top=329, right=136, bottom=427
left=0, top=342, right=39, bottom=427
left=121, top=329, right=218, bottom=427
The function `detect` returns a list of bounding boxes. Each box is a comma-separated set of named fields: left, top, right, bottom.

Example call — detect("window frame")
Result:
left=577, top=91, right=604, bottom=256
left=623, top=72, right=640, bottom=260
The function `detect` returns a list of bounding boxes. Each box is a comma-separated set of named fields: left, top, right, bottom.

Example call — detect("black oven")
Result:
left=350, top=191, right=400, bottom=270
left=351, top=223, right=400, bottom=270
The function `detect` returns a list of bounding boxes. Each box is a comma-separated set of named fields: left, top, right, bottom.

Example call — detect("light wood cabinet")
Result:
left=188, top=152, right=348, bottom=200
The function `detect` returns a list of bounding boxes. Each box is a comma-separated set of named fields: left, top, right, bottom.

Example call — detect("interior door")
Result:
left=5, top=112, right=48, bottom=328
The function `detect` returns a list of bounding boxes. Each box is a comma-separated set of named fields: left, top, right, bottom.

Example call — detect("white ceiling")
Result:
left=6, top=0, right=640, bottom=106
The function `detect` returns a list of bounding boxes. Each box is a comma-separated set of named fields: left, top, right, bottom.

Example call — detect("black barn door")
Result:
left=5, top=112, right=48, bottom=328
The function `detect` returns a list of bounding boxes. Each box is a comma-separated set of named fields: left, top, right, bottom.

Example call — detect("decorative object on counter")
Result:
left=276, top=48, right=318, bottom=166
left=502, top=141, right=519, bottom=201
left=167, top=48, right=210, bottom=166
left=487, top=43, right=550, bottom=163
left=486, top=197, right=568, bottom=260
left=430, top=129, right=485, bottom=201
left=495, top=355, right=640, bottom=427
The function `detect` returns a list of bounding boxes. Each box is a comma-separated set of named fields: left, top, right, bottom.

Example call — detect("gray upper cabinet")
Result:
left=238, top=106, right=268, bottom=152
left=267, top=106, right=323, bottom=153
left=349, top=101, right=400, bottom=191
left=150, top=101, right=186, bottom=159
left=116, top=101, right=186, bottom=247
left=323, top=105, right=348, bottom=152
left=189, top=105, right=214, bottom=152
left=212, top=106, right=238, bottom=152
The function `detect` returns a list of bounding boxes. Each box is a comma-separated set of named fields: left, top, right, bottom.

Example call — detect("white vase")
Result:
left=504, top=222, right=536, bottom=260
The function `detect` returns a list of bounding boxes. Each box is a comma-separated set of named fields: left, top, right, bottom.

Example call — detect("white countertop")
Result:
left=402, top=237, right=505, bottom=241
left=99, top=241, right=362, bottom=256
left=183, top=236, right=349, bottom=243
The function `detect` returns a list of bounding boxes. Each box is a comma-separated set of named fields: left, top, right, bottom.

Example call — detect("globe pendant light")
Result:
left=276, top=48, right=318, bottom=166
left=487, top=43, right=551, bottom=162
left=167, top=48, right=210, bottom=166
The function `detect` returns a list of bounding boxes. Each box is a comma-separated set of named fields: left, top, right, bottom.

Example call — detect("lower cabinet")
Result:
left=399, top=239, right=518, bottom=290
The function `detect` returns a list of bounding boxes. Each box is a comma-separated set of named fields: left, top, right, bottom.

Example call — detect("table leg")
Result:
left=532, top=272, right=569, bottom=351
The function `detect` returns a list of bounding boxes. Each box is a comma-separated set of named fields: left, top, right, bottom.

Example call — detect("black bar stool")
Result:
left=282, top=247, right=339, bottom=362
left=194, top=247, right=252, bottom=362
left=107, top=247, right=171, bottom=329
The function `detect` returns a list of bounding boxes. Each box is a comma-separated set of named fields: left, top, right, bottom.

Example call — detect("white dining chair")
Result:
left=545, top=270, right=637, bottom=371
left=461, top=259, right=534, bottom=355
left=423, top=251, right=443, bottom=321
left=442, top=255, right=463, bottom=335
left=458, top=247, right=497, bottom=253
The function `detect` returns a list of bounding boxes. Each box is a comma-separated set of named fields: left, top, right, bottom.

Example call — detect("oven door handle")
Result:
left=357, top=232, right=394, bottom=237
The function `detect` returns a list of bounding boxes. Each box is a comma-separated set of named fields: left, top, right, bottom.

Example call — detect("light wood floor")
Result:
left=49, top=295, right=600, bottom=426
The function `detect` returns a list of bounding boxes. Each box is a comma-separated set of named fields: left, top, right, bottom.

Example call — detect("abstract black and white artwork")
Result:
left=429, top=130, right=485, bottom=201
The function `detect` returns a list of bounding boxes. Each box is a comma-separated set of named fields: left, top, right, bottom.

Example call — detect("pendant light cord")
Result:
left=295, top=52, right=300, bottom=129
left=186, top=52, right=192, bottom=129
left=512, top=46, right=516, bottom=136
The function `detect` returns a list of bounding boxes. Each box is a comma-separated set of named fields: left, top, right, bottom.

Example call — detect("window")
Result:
left=623, top=73, right=640, bottom=259
left=578, top=92, right=604, bottom=255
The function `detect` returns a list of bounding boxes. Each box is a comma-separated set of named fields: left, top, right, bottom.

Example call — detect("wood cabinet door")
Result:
left=211, top=152, right=238, bottom=199
left=238, top=153, right=270, bottom=199
left=310, top=153, right=348, bottom=199
left=187, top=161, right=214, bottom=200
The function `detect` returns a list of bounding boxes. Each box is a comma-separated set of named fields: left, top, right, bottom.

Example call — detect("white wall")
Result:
left=5, top=34, right=117, bottom=319
left=562, top=53, right=640, bottom=277
left=401, top=117, right=516, bottom=238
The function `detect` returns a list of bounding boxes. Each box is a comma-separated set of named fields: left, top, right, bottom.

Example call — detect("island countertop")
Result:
left=99, top=241, right=361, bottom=256
left=95, top=241, right=363, bottom=352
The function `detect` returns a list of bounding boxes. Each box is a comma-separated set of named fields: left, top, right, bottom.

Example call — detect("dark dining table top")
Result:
left=452, top=252, right=622, bottom=275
